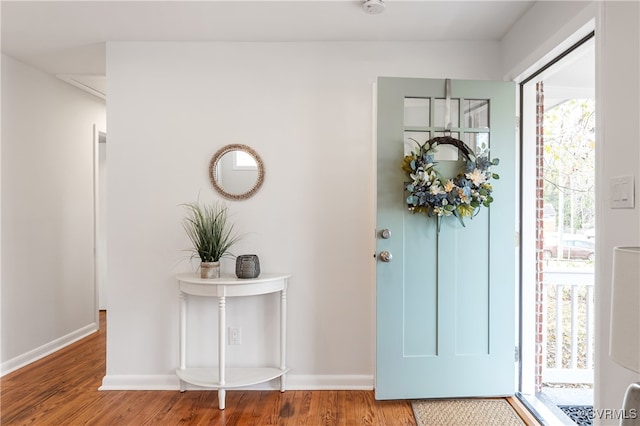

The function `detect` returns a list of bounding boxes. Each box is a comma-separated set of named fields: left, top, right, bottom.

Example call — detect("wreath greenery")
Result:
left=402, top=136, right=499, bottom=229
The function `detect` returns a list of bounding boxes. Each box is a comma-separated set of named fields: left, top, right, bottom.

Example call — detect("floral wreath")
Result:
left=402, top=136, right=499, bottom=229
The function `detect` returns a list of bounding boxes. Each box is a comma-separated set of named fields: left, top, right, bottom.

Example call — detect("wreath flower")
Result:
left=402, top=136, right=499, bottom=230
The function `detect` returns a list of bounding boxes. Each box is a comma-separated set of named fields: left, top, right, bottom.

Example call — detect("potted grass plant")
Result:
left=181, top=200, right=241, bottom=279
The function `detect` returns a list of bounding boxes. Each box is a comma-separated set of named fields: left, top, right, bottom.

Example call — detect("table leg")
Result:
left=218, top=296, right=226, bottom=409
left=280, top=285, right=287, bottom=392
left=218, top=388, right=226, bottom=410
left=179, top=292, right=186, bottom=392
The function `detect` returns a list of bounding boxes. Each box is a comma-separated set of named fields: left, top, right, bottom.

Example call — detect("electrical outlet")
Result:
left=229, top=327, right=241, bottom=345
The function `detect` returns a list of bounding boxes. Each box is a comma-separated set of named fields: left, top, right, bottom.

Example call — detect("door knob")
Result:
left=379, top=229, right=391, bottom=239
left=379, top=251, right=392, bottom=262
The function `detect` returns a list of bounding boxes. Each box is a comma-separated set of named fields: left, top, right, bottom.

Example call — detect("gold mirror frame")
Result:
left=209, top=144, right=265, bottom=200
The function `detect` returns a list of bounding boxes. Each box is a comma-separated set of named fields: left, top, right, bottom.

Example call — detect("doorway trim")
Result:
left=93, top=124, right=107, bottom=326
left=516, top=28, right=596, bottom=422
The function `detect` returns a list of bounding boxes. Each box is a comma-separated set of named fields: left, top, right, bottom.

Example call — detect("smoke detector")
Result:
left=362, top=0, right=385, bottom=14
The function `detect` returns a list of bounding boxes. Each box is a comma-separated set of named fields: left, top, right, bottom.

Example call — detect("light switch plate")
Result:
left=611, top=175, right=635, bottom=209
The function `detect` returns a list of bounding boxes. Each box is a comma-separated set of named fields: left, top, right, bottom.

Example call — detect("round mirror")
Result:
left=209, top=144, right=265, bottom=200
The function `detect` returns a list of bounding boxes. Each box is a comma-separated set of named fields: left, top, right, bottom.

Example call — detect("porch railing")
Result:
left=542, top=270, right=594, bottom=384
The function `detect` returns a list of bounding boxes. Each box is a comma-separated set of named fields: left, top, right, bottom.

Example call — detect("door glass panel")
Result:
left=404, top=131, right=430, bottom=155
left=464, top=132, right=490, bottom=154
left=433, top=144, right=459, bottom=161
left=464, top=99, right=490, bottom=128
left=433, top=131, right=461, bottom=160
left=404, top=98, right=430, bottom=127
left=434, top=98, right=459, bottom=128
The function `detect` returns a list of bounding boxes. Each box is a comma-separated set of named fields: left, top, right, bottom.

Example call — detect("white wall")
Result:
left=502, top=1, right=640, bottom=423
left=595, top=2, right=640, bottom=422
left=1, top=55, right=107, bottom=373
left=103, top=41, right=503, bottom=388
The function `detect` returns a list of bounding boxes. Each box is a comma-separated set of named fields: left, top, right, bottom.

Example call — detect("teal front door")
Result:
left=375, top=77, right=516, bottom=399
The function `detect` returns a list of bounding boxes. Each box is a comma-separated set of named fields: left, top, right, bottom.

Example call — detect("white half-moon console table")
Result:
left=175, top=273, right=291, bottom=410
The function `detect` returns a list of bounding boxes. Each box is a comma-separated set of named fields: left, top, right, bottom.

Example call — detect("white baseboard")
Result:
left=99, top=373, right=374, bottom=391
left=100, top=374, right=180, bottom=390
left=287, top=374, right=374, bottom=390
left=1, top=322, right=98, bottom=376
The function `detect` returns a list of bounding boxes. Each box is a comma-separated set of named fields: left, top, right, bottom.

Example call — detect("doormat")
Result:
left=558, top=405, right=593, bottom=426
left=412, top=398, right=526, bottom=426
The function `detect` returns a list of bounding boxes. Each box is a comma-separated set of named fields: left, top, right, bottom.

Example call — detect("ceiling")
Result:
left=1, top=0, right=536, bottom=96
left=543, top=39, right=595, bottom=108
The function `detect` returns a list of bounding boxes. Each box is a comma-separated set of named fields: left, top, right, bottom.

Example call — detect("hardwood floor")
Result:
left=1, top=312, right=537, bottom=425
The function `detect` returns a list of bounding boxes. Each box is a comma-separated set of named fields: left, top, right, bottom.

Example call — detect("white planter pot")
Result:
left=200, top=261, right=220, bottom=279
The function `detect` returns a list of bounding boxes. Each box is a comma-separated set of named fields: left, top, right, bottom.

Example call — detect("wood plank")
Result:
left=275, top=390, right=297, bottom=426
left=287, top=389, right=313, bottom=425
left=220, top=390, right=258, bottom=425
left=174, top=391, right=222, bottom=425
left=256, top=390, right=283, bottom=425
left=507, top=396, right=543, bottom=426
left=353, top=388, right=378, bottom=425
left=315, top=390, right=337, bottom=425
left=336, top=389, right=354, bottom=425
